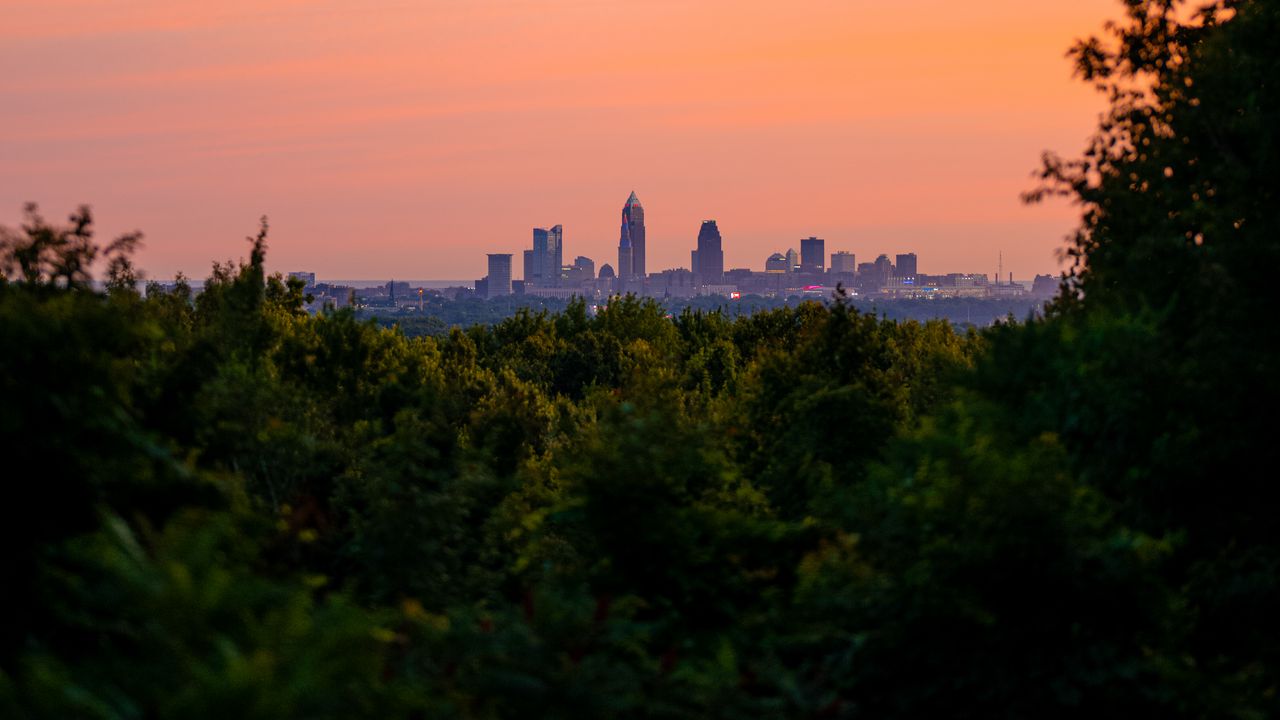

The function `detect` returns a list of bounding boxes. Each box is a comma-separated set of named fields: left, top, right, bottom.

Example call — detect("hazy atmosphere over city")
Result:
left=3, top=0, right=1115, bottom=280
left=4, top=1, right=1277, bottom=717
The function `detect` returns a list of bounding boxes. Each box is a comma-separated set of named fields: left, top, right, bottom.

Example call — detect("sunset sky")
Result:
left=1, top=0, right=1118, bottom=282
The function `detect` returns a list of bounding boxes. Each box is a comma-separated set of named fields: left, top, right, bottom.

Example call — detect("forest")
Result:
left=365, top=295, right=1050, bottom=339
left=1, top=1, right=1277, bottom=717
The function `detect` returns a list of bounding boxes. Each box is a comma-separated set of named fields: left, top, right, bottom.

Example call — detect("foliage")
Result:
left=2, top=1, right=1277, bottom=716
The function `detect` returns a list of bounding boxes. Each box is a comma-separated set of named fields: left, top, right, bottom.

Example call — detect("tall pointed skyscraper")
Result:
left=622, top=191, right=645, bottom=281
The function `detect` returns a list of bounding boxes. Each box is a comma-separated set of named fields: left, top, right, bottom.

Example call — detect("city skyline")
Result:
left=488, top=192, right=1014, bottom=291
left=457, top=189, right=1046, bottom=301
left=2, top=0, right=1116, bottom=280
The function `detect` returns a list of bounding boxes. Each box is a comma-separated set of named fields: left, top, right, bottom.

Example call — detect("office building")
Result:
left=548, top=224, right=563, bottom=285
left=523, top=249, right=536, bottom=284
left=569, top=256, right=595, bottom=284
left=786, top=248, right=800, bottom=272
left=873, top=254, right=894, bottom=286
left=623, top=192, right=645, bottom=280
left=831, top=251, right=856, bottom=275
left=694, top=220, right=724, bottom=283
left=651, top=268, right=696, bottom=298
left=531, top=228, right=549, bottom=286
left=529, top=225, right=564, bottom=287
left=617, top=218, right=633, bottom=289
left=765, top=252, right=789, bottom=273
left=486, top=253, right=512, bottom=297
left=800, top=237, right=825, bottom=273
left=896, top=253, right=918, bottom=279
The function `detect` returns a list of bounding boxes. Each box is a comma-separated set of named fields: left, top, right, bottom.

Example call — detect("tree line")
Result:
left=367, top=295, right=1050, bottom=339
left=1, top=1, right=1276, bottom=717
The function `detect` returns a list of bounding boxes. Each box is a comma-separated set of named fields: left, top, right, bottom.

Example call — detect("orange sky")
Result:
left=1, top=0, right=1118, bottom=281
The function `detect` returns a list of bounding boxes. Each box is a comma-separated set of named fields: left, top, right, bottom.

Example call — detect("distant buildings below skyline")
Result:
left=274, top=269, right=1059, bottom=316
left=461, top=191, right=1054, bottom=302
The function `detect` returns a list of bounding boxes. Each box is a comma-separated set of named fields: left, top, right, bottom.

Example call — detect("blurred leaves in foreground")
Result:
left=3, top=1, right=1279, bottom=716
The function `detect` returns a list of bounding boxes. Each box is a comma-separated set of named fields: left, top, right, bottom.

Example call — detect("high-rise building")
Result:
left=694, top=220, right=724, bottom=283
left=800, top=237, right=825, bottom=273
left=288, top=271, right=316, bottom=287
left=874, top=254, right=894, bottom=286
left=528, top=225, right=564, bottom=287
left=531, top=228, right=549, bottom=286
left=831, top=251, right=856, bottom=275
left=617, top=219, right=633, bottom=289
left=622, top=192, right=645, bottom=280
left=548, top=224, right=564, bottom=286
left=895, top=253, right=917, bottom=279
left=786, top=248, right=800, bottom=272
left=486, top=253, right=512, bottom=297
left=856, top=261, right=882, bottom=292
left=522, top=250, right=535, bottom=284
left=574, top=256, right=595, bottom=280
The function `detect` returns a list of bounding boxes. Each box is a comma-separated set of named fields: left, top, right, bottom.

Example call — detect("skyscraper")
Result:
left=531, top=228, right=549, bottom=286
left=895, top=252, right=917, bottom=279
left=486, top=253, right=512, bottom=297
left=617, top=219, right=633, bottom=289
left=800, top=237, right=825, bottom=273
left=786, top=248, right=800, bottom=272
left=623, top=191, right=645, bottom=280
left=874, top=254, right=894, bottom=286
left=694, top=220, right=724, bottom=284
left=548, top=224, right=563, bottom=286
left=530, top=225, right=564, bottom=287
